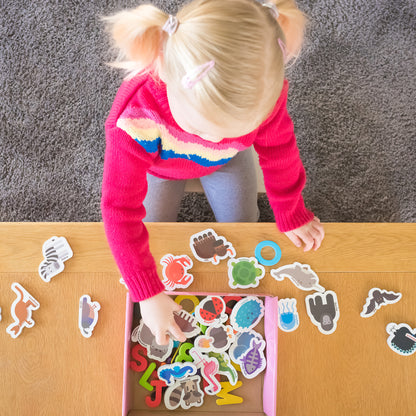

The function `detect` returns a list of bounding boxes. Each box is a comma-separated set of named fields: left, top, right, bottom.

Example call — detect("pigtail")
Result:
left=102, top=5, right=168, bottom=79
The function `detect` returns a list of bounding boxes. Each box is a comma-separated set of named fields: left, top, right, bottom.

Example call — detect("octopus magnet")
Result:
left=79, top=295, right=100, bottom=338
left=6, top=283, right=40, bottom=339
left=227, top=257, right=265, bottom=289
left=160, top=254, right=193, bottom=290
left=38, top=236, right=73, bottom=282
left=230, top=296, right=264, bottom=332
left=361, top=288, right=402, bottom=318
left=305, top=290, right=340, bottom=335
left=278, top=298, right=300, bottom=332
left=190, top=228, right=236, bottom=265
left=271, top=262, right=325, bottom=292
left=386, top=323, right=416, bottom=356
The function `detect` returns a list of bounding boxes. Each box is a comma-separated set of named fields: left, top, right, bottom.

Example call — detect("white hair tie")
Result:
left=162, top=15, right=179, bottom=36
left=262, top=2, right=280, bottom=19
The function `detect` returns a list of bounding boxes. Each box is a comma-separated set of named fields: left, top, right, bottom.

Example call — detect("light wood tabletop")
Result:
left=0, top=222, right=415, bottom=415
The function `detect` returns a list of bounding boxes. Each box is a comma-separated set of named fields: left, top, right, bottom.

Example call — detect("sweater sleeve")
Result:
left=253, top=80, right=314, bottom=232
left=101, top=123, right=165, bottom=302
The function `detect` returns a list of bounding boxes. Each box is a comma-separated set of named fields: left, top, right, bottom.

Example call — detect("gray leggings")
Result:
left=143, top=147, right=259, bottom=222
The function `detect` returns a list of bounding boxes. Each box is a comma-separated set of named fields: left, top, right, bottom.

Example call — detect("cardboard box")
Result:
left=122, top=293, right=278, bottom=415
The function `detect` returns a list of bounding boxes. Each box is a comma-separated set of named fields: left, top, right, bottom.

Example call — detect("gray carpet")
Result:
left=1, top=0, right=415, bottom=223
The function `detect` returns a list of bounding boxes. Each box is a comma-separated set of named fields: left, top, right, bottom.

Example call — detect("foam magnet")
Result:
left=174, top=342, right=194, bottom=363
left=227, top=257, right=265, bottom=289
left=190, top=228, right=236, bottom=265
left=6, top=283, right=40, bottom=339
left=278, top=298, right=300, bottom=332
left=305, top=290, right=340, bottom=335
left=230, top=296, right=264, bottom=332
left=130, top=344, right=148, bottom=372
left=173, top=309, right=201, bottom=338
left=160, top=254, right=193, bottom=290
left=271, top=262, right=325, bottom=292
left=136, top=319, right=173, bottom=362
left=79, top=295, right=100, bottom=338
left=145, top=379, right=166, bottom=408
left=361, top=288, right=402, bottom=318
left=223, top=296, right=242, bottom=315
left=174, top=295, right=200, bottom=314
left=386, top=323, right=416, bottom=356
left=164, top=375, right=204, bottom=410
left=157, top=363, right=197, bottom=386
left=254, top=240, right=282, bottom=267
left=38, top=236, right=73, bottom=282
left=139, top=362, right=157, bottom=391
left=229, top=330, right=263, bottom=364
left=190, top=347, right=221, bottom=395
left=194, top=296, right=228, bottom=326
left=216, top=381, right=243, bottom=405
left=239, top=338, right=267, bottom=379
left=208, top=351, right=238, bottom=385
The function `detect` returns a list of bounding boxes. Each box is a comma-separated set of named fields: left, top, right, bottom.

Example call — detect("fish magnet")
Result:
left=38, top=236, right=73, bottom=282
left=6, top=283, right=40, bottom=339
left=239, top=338, right=267, bottom=379
left=157, top=363, right=197, bottom=385
left=230, top=296, right=264, bottom=332
left=271, top=262, right=325, bottom=292
left=386, top=323, right=416, bottom=356
left=195, top=296, right=228, bottom=326
left=190, top=228, right=236, bottom=265
left=79, top=295, right=100, bottom=338
left=227, top=257, right=265, bottom=289
left=305, top=290, right=340, bottom=335
left=278, top=298, right=300, bottom=332
left=160, top=254, right=193, bottom=290
left=229, top=330, right=263, bottom=364
left=361, top=288, right=402, bottom=318
left=164, top=375, right=204, bottom=410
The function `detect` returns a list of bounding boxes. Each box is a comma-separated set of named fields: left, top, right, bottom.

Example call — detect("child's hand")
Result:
left=284, top=217, right=325, bottom=252
left=140, top=292, right=186, bottom=345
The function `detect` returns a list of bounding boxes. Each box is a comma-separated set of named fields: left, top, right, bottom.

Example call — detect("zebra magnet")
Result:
left=39, top=236, right=73, bottom=282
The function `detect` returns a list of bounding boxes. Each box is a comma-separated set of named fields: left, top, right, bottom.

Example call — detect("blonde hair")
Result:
left=103, top=0, right=308, bottom=128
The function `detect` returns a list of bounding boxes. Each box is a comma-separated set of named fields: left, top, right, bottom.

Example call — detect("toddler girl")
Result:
left=101, top=0, right=325, bottom=344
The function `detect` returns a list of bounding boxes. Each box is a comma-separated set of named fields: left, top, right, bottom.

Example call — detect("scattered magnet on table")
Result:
left=216, top=381, right=244, bottom=405
left=38, top=236, right=73, bottom=282
left=278, top=298, right=300, bottom=332
left=160, top=254, right=193, bottom=290
left=172, top=309, right=201, bottom=338
left=174, top=295, right=200, bottom=314
left=208, top=351, right=238, bottom=385
left=157, top=362, right=197, bottom=385
left=119, top=278, right=128, bottom=290
left=79, top=294, right=100, bottom=338
left=6, top=282, right=40, bottom=339
left=227, top=257, right=265, bottom=289
left=189, top=347, right=221, bottom=395
left=271, top=262, right=325, bottom=292
left=386, top=323, right=416, bottom=356
left=230, top=296, right=264, bottom=332
left=195, top=296, right=228, bottom=326
left=239, top=337, right=267, bottom=379
left=305, top=290, right=340, bottom=335
left=164, top=375, right=204, bottom=410
left=361, top=288, right=402, bottom=318
left=190, top=228, right=236, bottom=265
left=254, top=240, right=282, bottom=266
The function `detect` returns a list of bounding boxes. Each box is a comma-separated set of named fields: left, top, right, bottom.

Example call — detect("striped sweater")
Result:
left=101, top=74, right=314, bottom=302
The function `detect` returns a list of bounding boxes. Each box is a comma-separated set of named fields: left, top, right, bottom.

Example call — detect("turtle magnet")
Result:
left=278, top=298, right=300, bottom=332
left=361, top=288, right=402, bottom=318
left=230, top=296, right=264, bottom=332
left=6, top=283, right=40, bottom=339
left=227, top=257, right=265, bottom=289
left=79, top=295, right=100, bottom=338
left=190, top=228, right=236, bottom=265
left=386, top=323, right=416, bottom=356
left=271, top=262, right=325, bottom=292
left=38, top=236, right=73, bottom=282
left=160, top=254, right=193, bottom=290
left=305, top=290, right=340, bottom=335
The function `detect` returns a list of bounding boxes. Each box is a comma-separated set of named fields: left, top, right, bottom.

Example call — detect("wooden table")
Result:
left=1, top=223, right=415, bottom=415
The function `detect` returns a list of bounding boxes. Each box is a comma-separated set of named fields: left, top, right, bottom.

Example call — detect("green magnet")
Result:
left=139, top=362, right=156, bottom=391
left=174, top=342, right=194, bottom=363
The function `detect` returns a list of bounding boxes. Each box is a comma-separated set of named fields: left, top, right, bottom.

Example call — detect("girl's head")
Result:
left=104, top=0, right=307, bottom=140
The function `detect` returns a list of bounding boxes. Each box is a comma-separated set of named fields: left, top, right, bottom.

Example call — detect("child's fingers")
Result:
left=285, top=231, right=302, bottom=248
left=155, top=330, right=170, bottom=346
left=169, top=322, right=186, bottom=343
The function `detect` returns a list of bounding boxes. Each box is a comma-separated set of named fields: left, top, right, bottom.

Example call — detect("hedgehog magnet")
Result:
left=38, top=236, right=73, bottom=282
left=230, top=296, right=264, bottom=332
left=190, top=228, right=236, bottom=265
left=305, top=290, right=340, bottom=335
left=386, top=323, right=416, bottom=356
left=360, top=288, right=402, bottom=318
left=79, top=295, right=100, bottom=338
left=160, top=254, right=194, bottom=290
left=194, top=296, right=228, bottom=326
left=227, top=257, right=265, bottom=289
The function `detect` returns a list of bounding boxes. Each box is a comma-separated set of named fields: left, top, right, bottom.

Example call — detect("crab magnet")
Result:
left=6, top=283, right=40, bottom=339
left=278, top=298, right=299, bottom=332
left=190, top=228, right=236, bottom=265
left=227, top=257, right=265, bottom=289
left=305, top=290, right=340, bottom=335
left=194, top=296, right=228, bottom=326
left=79, top=295, right=100, bottom=338
left=271, top=262, right=325, bottom=292
left=38, top=236, right=73, bottom=282
left=361, top=288, right=402, bottom=318
left=160, top=254, right=193, bottom=290
left=386, top=323, right=416, bottom=356
left=230, top=296, right=264, bottom=332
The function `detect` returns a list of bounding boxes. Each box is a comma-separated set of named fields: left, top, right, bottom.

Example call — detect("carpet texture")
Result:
left=1, top=0, right=415, bottom=223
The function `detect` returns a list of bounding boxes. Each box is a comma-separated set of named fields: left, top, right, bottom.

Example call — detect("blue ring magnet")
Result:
left=254, top=240, right=282, bottom=266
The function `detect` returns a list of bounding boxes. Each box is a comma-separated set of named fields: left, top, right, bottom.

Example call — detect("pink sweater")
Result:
left=101, top=74, right=314, bottom=302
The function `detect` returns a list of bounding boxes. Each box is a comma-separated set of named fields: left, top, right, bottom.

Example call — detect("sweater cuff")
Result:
left=274, top=198, right=315, bottom=233
left=124, top=267, right=165, bottom=302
